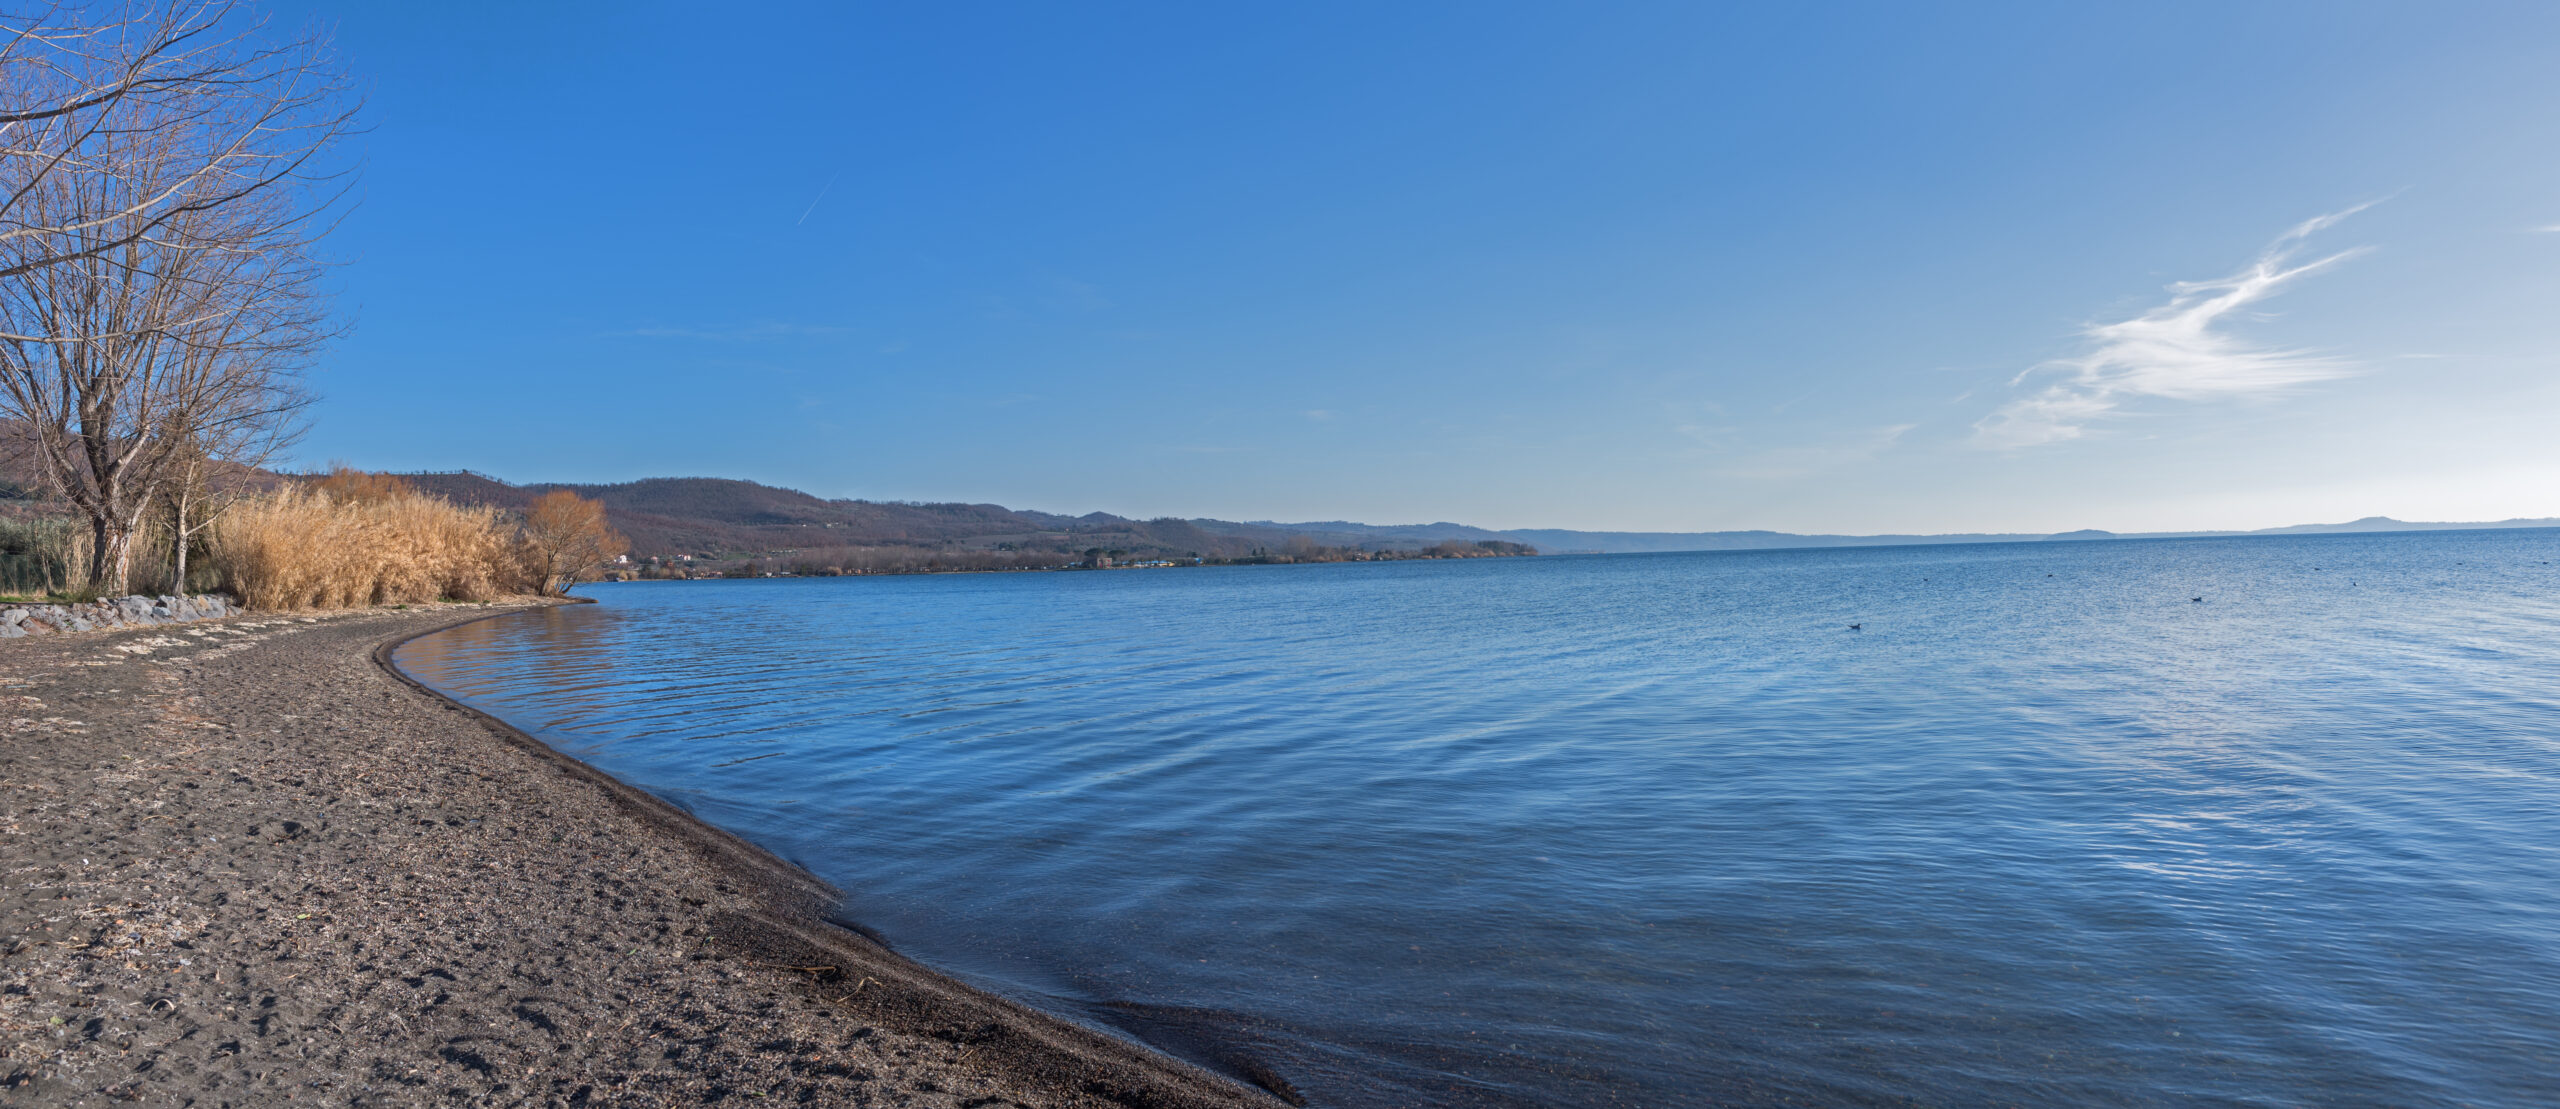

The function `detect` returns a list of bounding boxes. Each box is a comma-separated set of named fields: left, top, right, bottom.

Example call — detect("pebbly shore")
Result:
left=3, top=595, right=244, bottom=639
left=0, top=604, right=1284, bottom=1108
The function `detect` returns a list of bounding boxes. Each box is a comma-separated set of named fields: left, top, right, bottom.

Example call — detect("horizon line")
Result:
left=359, top=468, right=2558, bottom=544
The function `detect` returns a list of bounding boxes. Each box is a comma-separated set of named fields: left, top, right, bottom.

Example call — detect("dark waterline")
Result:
left=394, top=532, right=2560, bottom=1107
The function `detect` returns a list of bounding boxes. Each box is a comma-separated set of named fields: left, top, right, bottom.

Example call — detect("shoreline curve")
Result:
left=0, top=603, right=1290, bottom=1107
left=378, top=604, right=1301, bottom=1108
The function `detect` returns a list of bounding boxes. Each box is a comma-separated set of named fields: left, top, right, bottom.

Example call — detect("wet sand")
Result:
left=0, top=605, right=1286, bottom=1108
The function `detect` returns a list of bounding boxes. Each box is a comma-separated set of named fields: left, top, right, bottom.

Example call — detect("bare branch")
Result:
left=0, top=0, right=352, bottom=594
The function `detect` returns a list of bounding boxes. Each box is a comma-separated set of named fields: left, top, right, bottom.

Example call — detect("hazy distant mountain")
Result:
left=1219, top=516, right=2556, bottom=554
left=2032, top=516, right=2560, bottom=544
left=2239, top=515, right=2560, bottom=535
left=384, top=471, right=2558, bottom=562
left=1491, top=528, right=2052, bottom=553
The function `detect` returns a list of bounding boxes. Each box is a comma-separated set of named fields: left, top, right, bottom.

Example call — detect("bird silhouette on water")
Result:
left=2192, top=596, right=2204, bottom=603
left=1848, top=623, right=1863, bottom=631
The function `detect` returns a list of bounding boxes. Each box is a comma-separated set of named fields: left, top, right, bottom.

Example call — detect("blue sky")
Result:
left=278, top=1, right=2560, bottom=534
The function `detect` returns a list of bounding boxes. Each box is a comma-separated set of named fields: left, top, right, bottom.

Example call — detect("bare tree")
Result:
left=0, top=1, right=346, bottom=594
left=0, top=2, right=353, bottom=283
left=162, top=408, right=298, bottom=592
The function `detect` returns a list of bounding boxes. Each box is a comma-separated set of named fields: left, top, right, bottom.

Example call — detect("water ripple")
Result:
left=397, top=531, right=2560, bottom=1107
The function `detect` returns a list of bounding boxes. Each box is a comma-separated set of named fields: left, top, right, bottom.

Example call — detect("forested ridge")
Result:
left=392, top=471, right=1536, bottom=566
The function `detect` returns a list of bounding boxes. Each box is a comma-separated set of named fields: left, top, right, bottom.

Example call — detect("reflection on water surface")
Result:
left=398, top=533, right=2560, bottom=1107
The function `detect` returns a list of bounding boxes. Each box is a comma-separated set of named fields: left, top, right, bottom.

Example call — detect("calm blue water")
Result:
left=394, top=532, right=2560, bottom=1107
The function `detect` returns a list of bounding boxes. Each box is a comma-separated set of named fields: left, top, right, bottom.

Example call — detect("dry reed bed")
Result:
left=209, top=487, right=531, bottom=609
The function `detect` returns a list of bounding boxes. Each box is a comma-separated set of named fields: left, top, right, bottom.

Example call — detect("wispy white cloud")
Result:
left=1660, top=399, right=1732, bottom=450
left=1690, top=422, right=1915, bottom=481
left=1043, top=276, right=1112, bottom=313
left=608, top=321, right=853, bottom=343
left=1738, top=422, right=1914, bottom=478
left=1671, top=420, right=1732, bottom=449
left=1974, top=204, right=2374, bottom=449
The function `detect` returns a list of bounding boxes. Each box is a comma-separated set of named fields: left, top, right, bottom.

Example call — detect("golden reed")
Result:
left=209, top=486, right=530, bottom=610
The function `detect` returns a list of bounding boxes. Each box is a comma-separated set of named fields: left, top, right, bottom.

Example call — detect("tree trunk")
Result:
left=89, top=513, right=134, bottom=596
left=172, top=497, right=191, bottom=593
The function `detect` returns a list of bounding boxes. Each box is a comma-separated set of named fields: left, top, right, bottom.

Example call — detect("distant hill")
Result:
left=2241, top=515, right=2560, bottom=535
left=395, top=472, right=1347, bottom=562
left=382, top=471, right=2560, bottom=563
left=1492, top=516, right=2559, bottom=552
left=2034, top=516, right=2560, bottom=543
left=1490, top=527, right=2052, bottom=553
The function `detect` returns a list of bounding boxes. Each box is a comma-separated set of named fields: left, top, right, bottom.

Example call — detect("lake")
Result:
left=394, top=531, right=2560, bottom=1107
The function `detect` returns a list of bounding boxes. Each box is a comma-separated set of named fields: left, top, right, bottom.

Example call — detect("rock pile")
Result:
left=0, top=593, right=242, bottom=638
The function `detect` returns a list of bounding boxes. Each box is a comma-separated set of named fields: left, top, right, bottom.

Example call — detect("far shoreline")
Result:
left=590, top=519, right=2560, bottom=586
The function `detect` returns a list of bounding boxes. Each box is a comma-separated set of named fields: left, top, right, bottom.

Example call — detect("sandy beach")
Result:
left=0, top=605, right=1285, bottom=1108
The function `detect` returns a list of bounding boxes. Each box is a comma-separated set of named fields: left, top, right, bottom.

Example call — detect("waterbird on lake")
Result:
left=1848, top=623, right=1862, bottom=631
left=2192, top=597, right=2204, bottom=603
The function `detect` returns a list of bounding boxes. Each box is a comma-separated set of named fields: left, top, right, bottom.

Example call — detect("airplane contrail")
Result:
left=795, top=172, right=840, bottom=226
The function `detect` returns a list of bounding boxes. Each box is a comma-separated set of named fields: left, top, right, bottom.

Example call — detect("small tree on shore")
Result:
left=162, top=436, right=262, bottom=592
left=519, top=490, right=626, bottom=596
